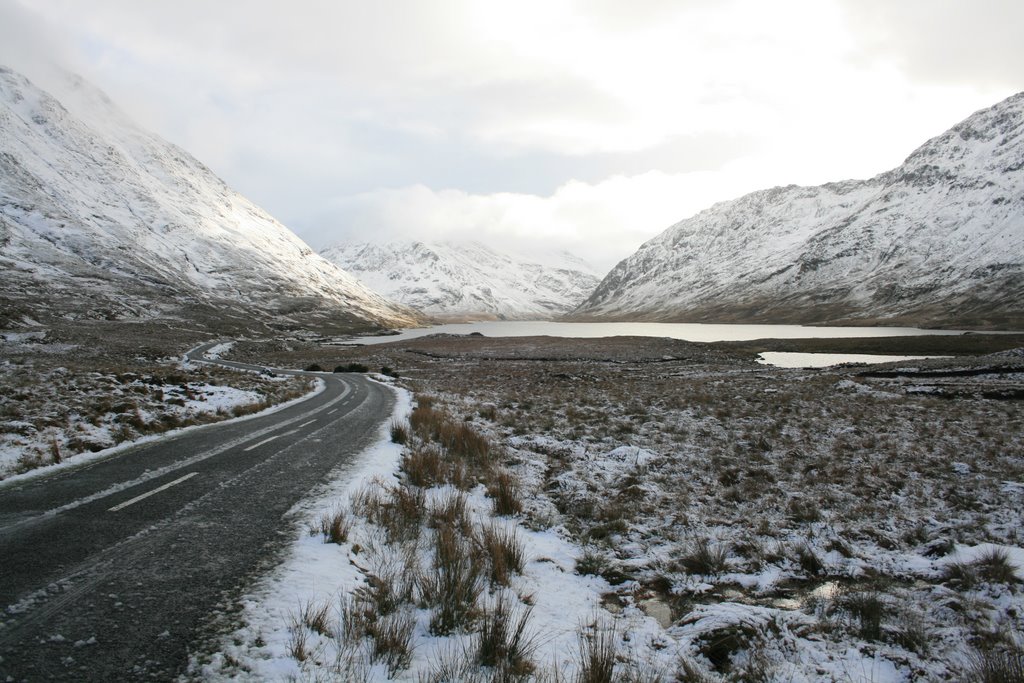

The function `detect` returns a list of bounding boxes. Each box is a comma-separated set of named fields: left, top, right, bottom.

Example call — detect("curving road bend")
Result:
left=0, top=343, right=395, bottom=680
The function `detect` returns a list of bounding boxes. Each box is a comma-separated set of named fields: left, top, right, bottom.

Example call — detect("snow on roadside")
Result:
left=203, top=342, right=235, bottom=360
left=195, top=382, right=413, bottom=680
left=195, top=383, right=675, bottom=681
left=0, top=377, right=324, bottom=485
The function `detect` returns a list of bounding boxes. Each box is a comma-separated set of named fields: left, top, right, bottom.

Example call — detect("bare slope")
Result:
left=0, top=66, right=420, bottom=332
left=574, top=93, right=1024, bottom=329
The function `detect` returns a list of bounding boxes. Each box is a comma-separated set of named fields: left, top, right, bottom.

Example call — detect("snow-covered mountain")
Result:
left=574, top=93, right=1024, bottom=329
left=321, top=240, right=601, bottom=320
left=0, top=66, right=421, bottom=332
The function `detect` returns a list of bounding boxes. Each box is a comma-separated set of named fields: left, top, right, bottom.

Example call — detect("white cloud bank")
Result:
left=316, top=168, right=782, bottom=270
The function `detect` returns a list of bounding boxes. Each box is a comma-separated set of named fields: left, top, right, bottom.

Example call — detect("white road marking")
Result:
left=4, top=373, right=355, bottom=531
left=108, top=472, right=198, bottom=512
left=298, top=420, right=316, bottom=428
left=327, top=408, right=338, bottom=415
left=243, top=435, right=280, bottom=452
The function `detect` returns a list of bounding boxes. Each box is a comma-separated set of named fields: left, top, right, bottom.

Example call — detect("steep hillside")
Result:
left=322, top=240, right=601, bottom=320
left=573, top=93, right=1024, bottom=329
left=0, top=66, right=420, bottom=333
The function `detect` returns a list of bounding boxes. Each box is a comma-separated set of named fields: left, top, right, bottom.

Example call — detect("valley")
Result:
left=0, top=27, right=1022, bottom=682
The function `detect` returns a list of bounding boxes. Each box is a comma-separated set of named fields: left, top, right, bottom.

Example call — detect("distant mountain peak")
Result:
left=321, top=239, right=602, bottom=321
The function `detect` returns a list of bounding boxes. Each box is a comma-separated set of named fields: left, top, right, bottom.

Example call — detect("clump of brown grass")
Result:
left=677, top=539, right=729, bottom=576
left=423, top=526, right=485, bottom=635
left=475, top=594, right=537, bottom=678
left=576, top=620, right=618, bottom=683
left=352, top=481, right=425, bottom=542
left=487, top=469, right=523, bottom=516
left=310, top=507, right=351, bottom=545
left=477, top=521, right=526, bottom=586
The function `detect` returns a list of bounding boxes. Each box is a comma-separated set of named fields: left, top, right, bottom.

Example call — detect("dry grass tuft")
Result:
left=488, top=469, right=523, bottom=516
left=310, top=507, right=351, bottom=545
left=477, top=521, right=527, bottom=586
left=424, top=527, right=485, bottom=636
left=677, top=539, right=729, bottom=576
left=475, top=594, right=537, bottom=677
left=575, top=620, right=618, bottom=683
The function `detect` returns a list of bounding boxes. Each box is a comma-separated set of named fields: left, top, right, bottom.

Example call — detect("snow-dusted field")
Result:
left=0, top=339, right=314, bottom=479
left=210, top=336, right=1024, bottom=681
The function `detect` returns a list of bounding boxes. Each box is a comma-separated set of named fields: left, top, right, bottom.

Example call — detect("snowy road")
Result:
left=0, top=344, right=395, bottom=680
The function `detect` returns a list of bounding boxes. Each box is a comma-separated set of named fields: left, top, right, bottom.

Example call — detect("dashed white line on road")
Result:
left=108, top=472, right=198, bottom=512
left=327, top=408, right=338, bottom=415
left=243, top=435, right=280, bottom=452
left=298, top=420, right=317, bottom=428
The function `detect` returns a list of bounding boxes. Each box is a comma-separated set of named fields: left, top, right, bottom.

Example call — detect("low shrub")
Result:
left=975, top=547, right=1021, bottom=584
left=943, top=561, right=978, bottom=589
left=796, top=543, right=824, bottom=575
left=390, top=420, right=410, bottom=445
left=402, top=445, right=445, bottom=488
left=335, top=363, right=369, bottom=373
left=787, top=497, right=821, bottom=524
left=439, top=421, right=492, bottom=464
left=429, top=490, right=472, bottom=535
left=965, top=642, right=1024, bottom=683
left=840, top=591, right=886, bottom=641
left=576, top=549, right=609, bottom=577
left=300, top=598, right=333, bottom=637
left=695, top=624, right=759, bottom=675
left=287, top=616, right=309, bottom=662
left=354, top=482, right=425, bottom=542
left=366, top=609, right=416, bottom=677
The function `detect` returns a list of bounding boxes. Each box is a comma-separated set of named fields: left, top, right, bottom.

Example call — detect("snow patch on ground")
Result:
left=0, top=378, right=324, bottom=485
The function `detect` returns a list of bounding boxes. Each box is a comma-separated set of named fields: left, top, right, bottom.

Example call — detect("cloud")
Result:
left=837, top=0, right=1024, bottom=88
left=303, top=169, right=775, bottom=271
left=0, top=0, right=77, bottom=84
left=5, top=0, right=1021, bottom=275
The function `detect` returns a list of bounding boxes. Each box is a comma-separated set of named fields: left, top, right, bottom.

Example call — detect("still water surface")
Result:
left=756, top=352, right=948, bottom=369
left=353, top=320, right=964, bottom=345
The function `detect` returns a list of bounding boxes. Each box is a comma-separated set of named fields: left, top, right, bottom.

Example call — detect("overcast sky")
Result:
left=2, top=0, right=1022, bottom=270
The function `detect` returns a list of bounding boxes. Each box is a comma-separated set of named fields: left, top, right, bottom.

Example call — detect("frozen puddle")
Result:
left=758, top=351, right=949, bottom=368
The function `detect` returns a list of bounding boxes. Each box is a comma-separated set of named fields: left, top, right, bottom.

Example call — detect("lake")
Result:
left=756, top=351, right=949, bottom=369
left=352, top=320, right=966, bottom=367
left=353, top=320, right=964, bottom=345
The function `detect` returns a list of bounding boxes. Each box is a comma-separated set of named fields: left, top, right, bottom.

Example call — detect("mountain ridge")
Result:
left=322, top=239, right=602, bottom=321
left=571, top=92, right=1024, bottom=330
left=0, top=65, right=421, bottom=333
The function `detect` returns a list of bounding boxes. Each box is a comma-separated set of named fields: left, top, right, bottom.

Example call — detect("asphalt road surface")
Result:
left=0, top=343, right=396, bottom=680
